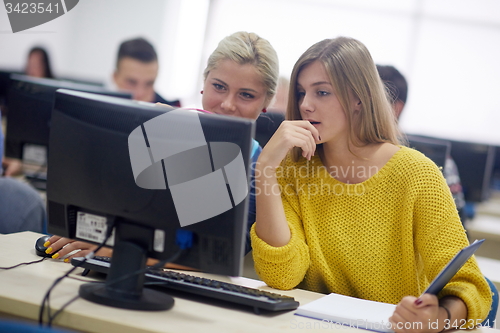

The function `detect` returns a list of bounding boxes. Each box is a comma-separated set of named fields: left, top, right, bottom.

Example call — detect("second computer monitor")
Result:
left=0, top=69, right=22, bottom=106
left=5, top=75, right=131, bottom=165
left=449, top=140, right=496, bottom=203
left=406, top=134, right=451, bottom=171
left=255, top=112, right=284, bottom=147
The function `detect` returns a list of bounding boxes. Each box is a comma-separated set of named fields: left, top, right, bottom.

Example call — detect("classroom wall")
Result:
left=201, top=0, right=500, bottom=144
left=0, top=0, right=169, bottom=90
left=1, top=0, right=500, bottom=144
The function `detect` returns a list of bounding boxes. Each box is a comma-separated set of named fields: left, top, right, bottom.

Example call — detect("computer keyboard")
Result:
left=25, top=174, right=47, bottom=191
left=71, top=256, right=299, bottom=313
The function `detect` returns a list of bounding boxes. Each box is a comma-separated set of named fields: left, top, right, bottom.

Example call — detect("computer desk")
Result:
left=0, top=231, right=327, bottom=333
left=1, top=231, right=499, bottom=333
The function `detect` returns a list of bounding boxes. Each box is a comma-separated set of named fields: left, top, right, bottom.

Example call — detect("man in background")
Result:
left=113, top=37, right=180, bottom=106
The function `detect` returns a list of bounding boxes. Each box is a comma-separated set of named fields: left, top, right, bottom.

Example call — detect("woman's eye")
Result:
left=213, top=83, right=225, bottom=91
left=240, top=92, right=254, bottom=99
left=318, top=90, right=330, bottom=96
left=297, top=91, right=305, bottom=99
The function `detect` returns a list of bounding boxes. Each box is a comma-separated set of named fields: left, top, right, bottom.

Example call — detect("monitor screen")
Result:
left=449, top=140, right=496, bottom=203
left=254, top=112, right=284, bottom=147
left=0, top=69, right=22, bottom=107
left=492, top=146, right=500, bottom=191
left=406, top=134, right=451, bottom=171
left=4, top=75, right=131, bottom=168
left=58, top=76, right=104, bottom=87
left=47, top=89, right=254, bottom=310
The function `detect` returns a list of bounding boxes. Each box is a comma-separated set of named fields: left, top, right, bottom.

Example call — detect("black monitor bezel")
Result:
left=4, top=74, right=131, bottom=160
left=47, top=89, right=255, bottom=277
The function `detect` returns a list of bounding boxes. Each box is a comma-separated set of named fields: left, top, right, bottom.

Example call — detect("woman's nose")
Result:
left=220, top=95, right=237, bottom=113
left=300, top=93, right=314, bottom=113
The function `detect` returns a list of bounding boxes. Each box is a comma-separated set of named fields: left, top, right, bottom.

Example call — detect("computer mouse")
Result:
left=35, top=235, right=58, bottom=258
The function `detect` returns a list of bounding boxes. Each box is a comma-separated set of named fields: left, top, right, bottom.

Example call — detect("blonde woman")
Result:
left=252, top=37, right=491, bottom=331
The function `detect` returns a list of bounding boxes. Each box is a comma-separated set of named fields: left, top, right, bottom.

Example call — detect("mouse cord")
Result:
left=39, top=222, right=115, bottom=328
left=0, top=257, right=46, bottom=269
left=46, top=242, right=185, bottom=327
left=47, top=248, right=184, bottom=327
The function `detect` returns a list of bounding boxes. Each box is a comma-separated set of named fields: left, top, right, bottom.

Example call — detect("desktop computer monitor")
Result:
left=254, top=112, right=284, bottom=147
left=4, top=75, right=131, bottom=186
left=406, top=134, right=451, bottom=171
left=0, top=69, right=22, bottom=107
left=58, top=76, right=104, bottom=87
left=492, top=146, right=500, bottom=191
left=47, top=89, right=254, bottom=310
left=449, top=140, right=496, bottom=203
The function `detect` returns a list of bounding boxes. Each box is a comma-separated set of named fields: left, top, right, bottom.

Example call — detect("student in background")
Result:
left=1, top=156, right=22, bottom=177
left=251, top=37, right=491, bottom=331
left=44, top=31, right=279, bottom=259
left=113, top=37, right=180, bottom=106
left=25, top=46, right=54, bottom=79
left=376, top=64, right=468, bottom=226
left=268, top=76, right=289, bottom=114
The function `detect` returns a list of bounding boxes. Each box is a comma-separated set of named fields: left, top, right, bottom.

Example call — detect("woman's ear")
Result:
left=353, top=98, right=362, bottom=113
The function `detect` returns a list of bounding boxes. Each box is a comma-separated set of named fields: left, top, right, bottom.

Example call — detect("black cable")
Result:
left=39, top=221, right=115, bottom=328
left=48, top=294, right=80, bottom=327
left=98, top=248, right=184, bottom=290
left=40, top=264, right=85, bottom=326
left=46, top=275, right=101, bottom=323
left=0, top=257, right=46, bottom=269
left=47, top=248, right=182, bottom=327
left=40, top=224, right=185, bottom=327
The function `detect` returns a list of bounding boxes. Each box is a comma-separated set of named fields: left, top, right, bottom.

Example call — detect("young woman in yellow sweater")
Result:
left=251, top=37, right=491, bottom=332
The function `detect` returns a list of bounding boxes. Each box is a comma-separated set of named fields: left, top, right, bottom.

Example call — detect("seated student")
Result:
left=0, top=111, right=46, bottom=234
left=251, top=37, right=491, bottom=331
left=44, top=31, right=279, bottom=260
left=267, top=76, right=289, bottom=114
left=25, top=46, right=54, bottom=79
left=376, top=65, right=468, bottom=226
left=1, top=157, right=22, bottom=177
left=113, top=37, right=181, bottom=106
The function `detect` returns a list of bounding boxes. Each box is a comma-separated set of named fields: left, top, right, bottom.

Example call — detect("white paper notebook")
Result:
left=295, top=293, right=396, bottom=333
left=294, top=240, right=485, bottom=332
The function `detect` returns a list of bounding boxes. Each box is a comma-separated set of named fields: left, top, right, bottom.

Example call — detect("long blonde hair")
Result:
left=287, top=37, right=404, bottom=161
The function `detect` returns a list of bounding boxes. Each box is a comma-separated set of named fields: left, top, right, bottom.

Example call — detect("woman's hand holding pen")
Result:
left=389, top=294, right=443, bottom=333
left=389, top=294, right=466, bottom=333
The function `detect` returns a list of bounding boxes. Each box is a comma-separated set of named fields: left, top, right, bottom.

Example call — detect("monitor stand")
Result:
left=79, top=240, right=174, bottom=311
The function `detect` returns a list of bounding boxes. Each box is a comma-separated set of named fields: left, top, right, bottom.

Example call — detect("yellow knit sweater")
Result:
left=251, top=146, right=491, bottom=322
